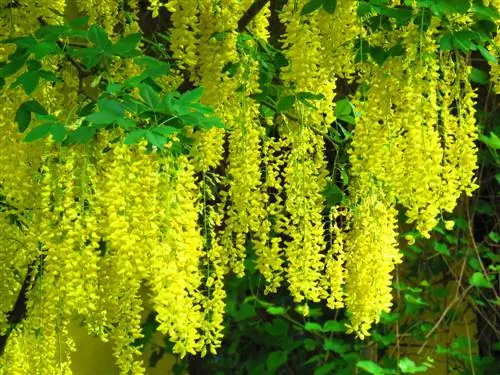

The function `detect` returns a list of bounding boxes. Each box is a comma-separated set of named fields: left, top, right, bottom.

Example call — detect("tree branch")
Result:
left=176, top=0, right=271, bottom=93
left=238, top=0, right=270, bottom=32
left=0, top=258, right=41, bottom=355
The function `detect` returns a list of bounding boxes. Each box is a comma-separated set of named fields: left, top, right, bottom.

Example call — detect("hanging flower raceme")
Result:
left=344, top=192, right=402, bottom=339
left=0, top=0, right=488, bottom=372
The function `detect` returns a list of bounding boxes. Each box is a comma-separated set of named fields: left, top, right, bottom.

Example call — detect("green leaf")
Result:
left=98, top=98, right=124, bottom=117
left=357, top=360, right=393, bottom=375
left=372, top=331, right=396, bottom=347
left=375, top=5, right=413, bottom=25
left=26, top=60, right=42, bottom=71
left=479, top=132, right=500, bottom=149
left=106, top=83, right=123, bottom=94
left=488, top=231, right=500, bottom=243
left=267, top=351, right=288, bottom=372
left=179, top=86, right=204, bottom=104
left=398, top=357, right=428, bottom=373
left=86, top=111, right=118, bottom=125
left=323, top=320, right=346, bottom=333
left=323, top=338, right=349, bottom=353
left=146, top=130, right=167, bottom=148
left=36, top=25, right=69, bottom=42
left=139, top=84, right=161, bottom=109
left=88, top=24, right=112, bottom=51
left=296, top=92, right=325, bottom=101
left=369, top=45, right=388, bottom=65
left=151, top=126, right=178, bottom=136
left=301, top=0, right=324, bottom=15
left=432, top=241, right=450, bottom=256
left=323, top=0, right=337, bottom=14
left=303, top=338, right=317, bottom=351
left=277, top=95, right=296, bottom=112
left=35, top=114, right=58, bottom=122
left=32, top=42, right=61, bottom=59
left=124, top=129, right=147, bottom=145
left=453, top=30, right=477, bottom=52
left=117, top=118, right=136, bottom=130
left=24, top=124, right=51, bottom=142
left=67, top=126, right=96, bottom=144
left=471, top=3, right=500, bottom=21
left=266, top=306, right=287, bottom=315
left=469, top=67, right=489, bottom=84
left=443, top=0, right=471, bottom=14
left=70, top=47, right=101, bottom=69
left=418, top=0, right=470, bottom=15
left=477, top=44, right=497, bottom=63
left=69, top=15, right=90, bottom=29
left=314, top=363, right=337, bottom=375
left=11, top=71, right=40, bottom=95
left=304, top=322, right=323, bottom=332
left=439, top=33, right=454, bottom=51
left=16, top=100, right=47, bottom=132
left=38, top=70, right=60, bottom=83
left=50, top=123, right=66, bottom=142
left=335, top=99, right=353, bottom=117
left=380, top=311, right=401, bottom=324
left=25, top=100, right=48, bottom=118
left=233, top=303, right=256, bottom=321
left=263, top=319, right=289, bottom=337
left=15, top=105, right=31, bottom=133
left=110, top=33, right=142, bottom=56
left=469, top=272, right=493, bottom=288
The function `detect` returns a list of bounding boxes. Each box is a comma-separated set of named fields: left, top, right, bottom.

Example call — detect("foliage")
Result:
left=1, top=18, right=222, bottom=153
left=0, top=0, right=499, bottom=374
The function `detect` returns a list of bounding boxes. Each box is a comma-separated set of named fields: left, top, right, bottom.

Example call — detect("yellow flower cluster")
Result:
left=282, top=125, right=328, bottom=303
left=149, top=155, right=206, bottom=358
left=323, top=205, right=351, bottom=310
left=350, top=21, right=479, bottom=238
left=344, top=193, right=402, bottom=339
left=168, top=0, right=199, bottom=69
left=0, top=1, right=486, bottom=372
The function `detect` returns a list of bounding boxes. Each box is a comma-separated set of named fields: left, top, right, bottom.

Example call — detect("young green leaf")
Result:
left=469, top=272, right=493, bottom=288
left=479, top=132, right=500, bottom=149
left=470, top=67, right=489, bottom=84
left=398, top=357, right=428, bottom=373
left=266, top=306, right=287, bottom=315
left=267, top=351, right=288, bottom=373
left=15, top=100, right=47, bottom=132
left=301, top=0, right=325, bottom=15
left=117, top=118, right=136, bottom=130
left=67, top=126, right=96, bottom=144
left=110, top=33, right=142, bottom=56
left=50, top=123, right=66, bottom=142
left=335, top=99, right=353, bottom=118
left=179, top=86, right=204, bottom=105
left=11, top=71, right=40, bottom=95
left=125, top=129, right=147, bottom=145
left=88, top=24, right=112, bottom=51
left=477, top=44, right=497, bottom=63
left=24, top=124, right=51, bottom=142
left=356, top=360, right=394, bottom=375
left=323, top=0, right=337, bottom=14
left=277, top=95, right=296, bottom=112
left=86, top=111, right=118, bottom=125
left=139, top=84, right=161, bottom=109
left=323, top=320, right=346, bottom=333
left=15, top=106, right=31, bottom=133
left=0, top=59, right=25, bottom=78
left=69, top=15, right=90, bottom=29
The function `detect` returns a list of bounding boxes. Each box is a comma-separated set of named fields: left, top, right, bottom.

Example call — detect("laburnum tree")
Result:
left=0, top=0, right=498, bottom=374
